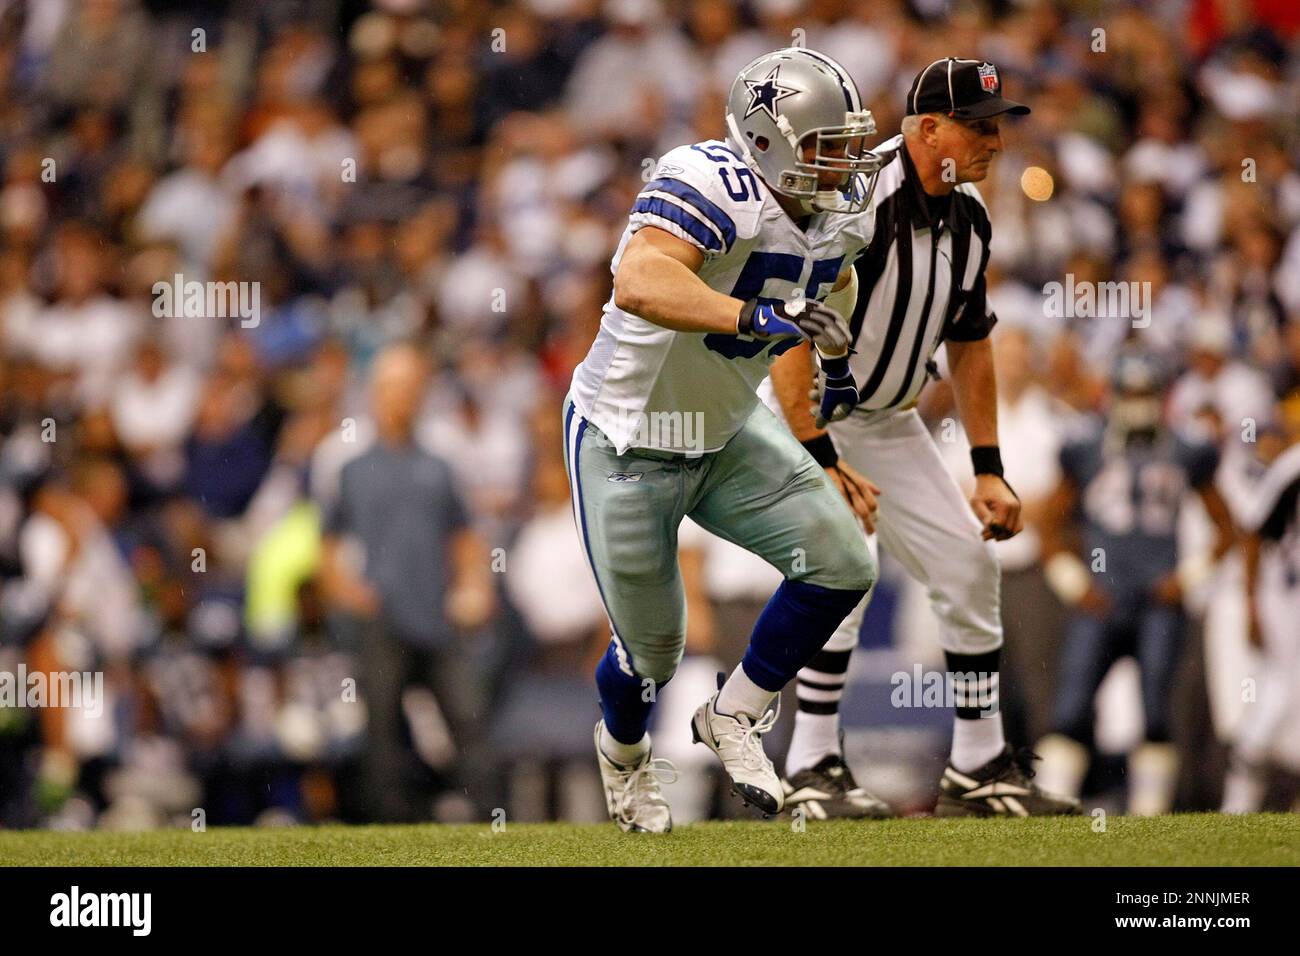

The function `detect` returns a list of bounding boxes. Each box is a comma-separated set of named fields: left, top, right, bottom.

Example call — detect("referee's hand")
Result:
left=970, top=474, right=1022, bottom=541
left=824, top=460, right=881, bottom=534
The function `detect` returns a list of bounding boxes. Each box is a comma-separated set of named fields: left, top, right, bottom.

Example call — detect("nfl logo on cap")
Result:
left=977, top=63, right=999, bottom=93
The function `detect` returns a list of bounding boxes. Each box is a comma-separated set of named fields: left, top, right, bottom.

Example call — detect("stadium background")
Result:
left=0, top=0, right=1298, bottom=830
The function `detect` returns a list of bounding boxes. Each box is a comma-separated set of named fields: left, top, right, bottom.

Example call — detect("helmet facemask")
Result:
left=1111, top=394, right=1163, bottom=446
left=785, top=112, right=883, bottom=215
left=729, top=109, right=882, bottom=215
left=1107, top=352, right=1167, bottom=448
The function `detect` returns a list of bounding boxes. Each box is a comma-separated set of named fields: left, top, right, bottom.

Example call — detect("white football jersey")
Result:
left=570, top=139, right=874, bottom=454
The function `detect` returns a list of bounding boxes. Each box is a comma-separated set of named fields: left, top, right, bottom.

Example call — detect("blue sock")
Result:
left=595, top=640, right=667, bottom=744
left=742, top=579, right=868, bottom=691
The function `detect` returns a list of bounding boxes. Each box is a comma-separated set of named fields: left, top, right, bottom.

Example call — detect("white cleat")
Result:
left=690, top=693, right=784, bottom=814
left=594, top=721, right=676, bottom=833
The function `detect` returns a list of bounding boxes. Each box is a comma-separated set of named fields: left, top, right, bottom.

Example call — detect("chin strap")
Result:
left=775, top=114, right=802, bottom=155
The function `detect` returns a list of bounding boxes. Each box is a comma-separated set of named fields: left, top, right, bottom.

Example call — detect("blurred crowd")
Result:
left=1, top=0, right=1299, bottom=829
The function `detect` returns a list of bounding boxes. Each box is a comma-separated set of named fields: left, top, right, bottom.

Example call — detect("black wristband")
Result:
left=802, top=433, right=839, bottom=468
left=737, top=297, right=773, bottom=337
left=970, top=445, right=1004, bottom=478
left=736, top=298, right=756, bottom=335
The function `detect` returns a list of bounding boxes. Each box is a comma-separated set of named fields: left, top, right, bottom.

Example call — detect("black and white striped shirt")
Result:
left=846, top=133, right=997, bottom=412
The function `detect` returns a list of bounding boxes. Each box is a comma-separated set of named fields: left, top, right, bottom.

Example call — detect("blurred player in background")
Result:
left=565, top=48, right=883, bottom=831
left=1222, top=392, right=1300, bottom=813
left=1036, top=351, right=1236, bottom=815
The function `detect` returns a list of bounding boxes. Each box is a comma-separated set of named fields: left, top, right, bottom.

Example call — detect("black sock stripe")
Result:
left=797, top=678, right=845, bottom=692
left=805, top=649, right=852, bottom=674
left=943, top=649, right=1001, bottom=673
left=798, top=700, right=840, bottom=716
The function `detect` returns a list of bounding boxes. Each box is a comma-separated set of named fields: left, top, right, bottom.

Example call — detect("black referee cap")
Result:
left=905, top=58, right=1030, bottom=119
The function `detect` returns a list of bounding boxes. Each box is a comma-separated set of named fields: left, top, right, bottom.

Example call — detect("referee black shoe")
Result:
left=782, top=754, right=894, bottom=820
left=936, top=746, right=1081, bottom=817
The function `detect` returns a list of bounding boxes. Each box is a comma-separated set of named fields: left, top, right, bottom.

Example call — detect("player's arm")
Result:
left=1200, top=477, right=1236, bottom=564
left=613, top=227, right=743, bottom=334
left=1038, top=474, right=1109, bottom=614
left=1192, top=479, right=1237, bottom=567
left=1234, top=459, right=1297, bottom=650
left=615, top=227, right=856, bottom=360
left=1151, top=480, right=1235, bottom=607
left=1036, top=475, right=1075, bottom=567
left=947, top=336, right=1020, bottom=540
left=1241, top=529, right=1264, bottom=648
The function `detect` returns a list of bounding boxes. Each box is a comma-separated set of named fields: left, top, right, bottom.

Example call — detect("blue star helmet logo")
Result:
left=743, top=64, right=800, bottom=122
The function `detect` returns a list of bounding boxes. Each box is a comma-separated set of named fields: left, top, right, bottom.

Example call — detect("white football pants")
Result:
left=821, top=407, right=1003, bottom=655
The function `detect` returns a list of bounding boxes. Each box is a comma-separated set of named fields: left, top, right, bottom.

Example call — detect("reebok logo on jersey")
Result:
left=607, top=472, right=643, bottom=482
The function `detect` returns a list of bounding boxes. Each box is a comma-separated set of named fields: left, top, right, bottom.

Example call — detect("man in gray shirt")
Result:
left=321, top=344, right=494, bottom=822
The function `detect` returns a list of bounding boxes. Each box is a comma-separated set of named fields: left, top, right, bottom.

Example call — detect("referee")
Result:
left=769, top=58, right=1079, bottom=819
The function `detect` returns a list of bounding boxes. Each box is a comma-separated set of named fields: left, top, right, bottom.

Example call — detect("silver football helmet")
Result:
left=725, top=47, right=883, bottom=215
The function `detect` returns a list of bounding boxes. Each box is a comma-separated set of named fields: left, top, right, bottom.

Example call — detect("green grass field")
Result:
left=1, top=813, right=1296, bottom=866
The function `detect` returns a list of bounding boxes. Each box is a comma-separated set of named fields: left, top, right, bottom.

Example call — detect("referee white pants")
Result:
left=823, top=407, right=1003, bottom=656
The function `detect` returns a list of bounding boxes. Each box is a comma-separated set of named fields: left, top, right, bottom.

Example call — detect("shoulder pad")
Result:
left=632, top=141, right=764, bottom=254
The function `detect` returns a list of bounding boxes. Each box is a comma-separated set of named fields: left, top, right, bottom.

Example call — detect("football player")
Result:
left=564, top=48, right=884, bottom=831
left=1222, top=393, right=1300, bottom=813
left=1035, top=350, right=1236, bottom=815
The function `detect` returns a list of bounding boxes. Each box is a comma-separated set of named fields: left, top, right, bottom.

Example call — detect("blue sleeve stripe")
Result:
left=643, top=178, right=737, bottom=248
left=631, top=196, right=723, bottom=252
